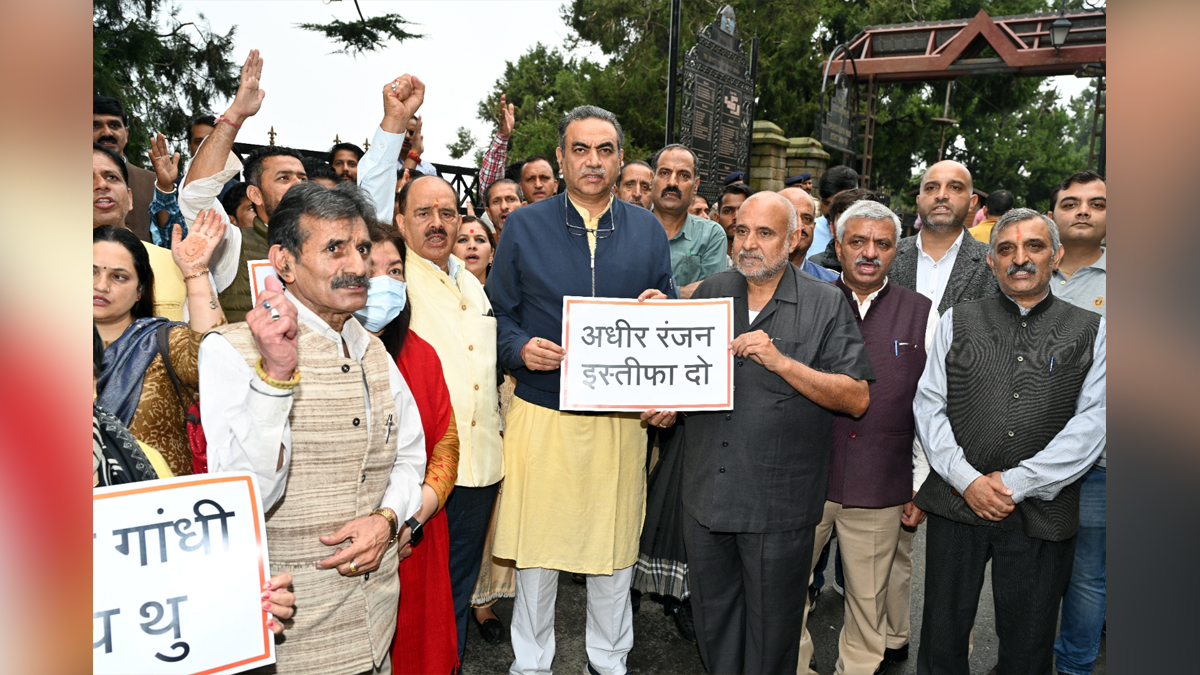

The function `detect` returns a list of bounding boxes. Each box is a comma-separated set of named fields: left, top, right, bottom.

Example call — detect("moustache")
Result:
left=1006, top=261, right=1038, bottom=276
left=855, top=255, right=882, bottom=268
left=660, top=187, right=682, bottom=199
left=737, top=250, right=764, bottom=264
left=98, top=135, right=118, bottom=145
left=423, top=226, right=448, bottom=239
left=579, top=168, right=606, bottom=179
left=331, top=273, right=369, bottom=290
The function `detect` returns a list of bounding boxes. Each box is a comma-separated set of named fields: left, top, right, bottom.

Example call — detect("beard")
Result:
left=736, top=249, right=789, bottom=282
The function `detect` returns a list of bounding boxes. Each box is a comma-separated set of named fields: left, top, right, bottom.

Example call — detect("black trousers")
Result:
left=917, top=514, right=1077, bottom=675
left=444, top=481, right=501, bottom=663
left=682, top=511, right=815, bottom=675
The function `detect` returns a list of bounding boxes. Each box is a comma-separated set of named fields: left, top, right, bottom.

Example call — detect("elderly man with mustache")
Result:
left=912, top=207, right=1106, bottom=675
left=395, top=172, right=504, bottom=667
left=199, top=179, right=429, bottom=675
left=796, top=200, right=937, bottom=675
left=679, top=191, right=874, bottom=674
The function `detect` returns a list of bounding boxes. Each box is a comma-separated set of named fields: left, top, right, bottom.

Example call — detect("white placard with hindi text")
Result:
left=93, top=472, right=274, bottom=675
left=559, top=296, right=734, bottom=412
left=247, top=260, right=278, bottom=308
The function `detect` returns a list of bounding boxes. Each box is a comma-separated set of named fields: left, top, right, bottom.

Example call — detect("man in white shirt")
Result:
left=200, top=178, right=427, bottom=675
left=886, top=160, right=997, bottom=315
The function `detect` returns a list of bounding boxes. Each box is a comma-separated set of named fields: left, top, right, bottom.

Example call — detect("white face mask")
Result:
left=352, top=275, right=407, bottom=332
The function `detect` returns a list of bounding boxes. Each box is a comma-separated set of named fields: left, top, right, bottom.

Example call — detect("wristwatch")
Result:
left=405, top=516, right=424, bottom=548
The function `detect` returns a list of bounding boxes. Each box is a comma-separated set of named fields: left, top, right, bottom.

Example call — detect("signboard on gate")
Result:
left=559, top=297, right=734, bottom=412
left=93, top=472, right=274, bottom=675
left=679, top=6, right=756, bottom=206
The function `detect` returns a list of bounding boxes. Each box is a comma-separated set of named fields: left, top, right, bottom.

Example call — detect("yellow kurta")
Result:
left=144, top=242, right=186, bottom=321
left=493, top=395, right=647, bottom=575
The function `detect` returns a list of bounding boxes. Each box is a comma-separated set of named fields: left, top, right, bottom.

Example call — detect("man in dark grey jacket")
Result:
left=681, top=192, right=874, bottom=675
left=887, top=160, right=998, bottom=315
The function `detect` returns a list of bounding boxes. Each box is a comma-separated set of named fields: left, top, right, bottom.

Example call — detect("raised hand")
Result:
left=147, top=132, right=180, bottom=192
left=247, top=275, right=299, bottom=381
left=171, top=208, right=226, bottom=278
left=498, top=93, right=515, bottom=137
left=225, top=49, right=266, bottom=125
left=382, top=74, right=426, bottom=133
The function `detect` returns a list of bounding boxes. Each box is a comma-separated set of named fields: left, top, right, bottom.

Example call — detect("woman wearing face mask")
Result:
left=452, top=216, right=495, bottom=287
left=356, top=223, right=462, bottom=674
left=93, top=210, right=228, bottom=477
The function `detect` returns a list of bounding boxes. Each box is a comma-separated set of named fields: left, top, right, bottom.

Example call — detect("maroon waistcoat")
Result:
left=828, top=279, right=932, bottom=508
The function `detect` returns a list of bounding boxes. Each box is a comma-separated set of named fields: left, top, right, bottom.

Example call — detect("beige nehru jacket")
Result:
left=406, top=251, right=503, bottom=487
left=213, top=322, right=401, bottom=675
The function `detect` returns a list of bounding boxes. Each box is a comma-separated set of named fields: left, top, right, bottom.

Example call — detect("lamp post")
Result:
left=1050, top=0, right=1073, bottom=52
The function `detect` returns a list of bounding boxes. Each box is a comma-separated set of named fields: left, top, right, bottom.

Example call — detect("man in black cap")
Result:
left=784, top=172, right=814, bottom=192
left=723, top=170, right=746, bottom=186
left=94, top=95, right=159, bottom=242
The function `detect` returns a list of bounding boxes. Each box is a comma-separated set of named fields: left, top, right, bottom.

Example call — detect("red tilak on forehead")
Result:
left=469, top=229, right=475, bottom=234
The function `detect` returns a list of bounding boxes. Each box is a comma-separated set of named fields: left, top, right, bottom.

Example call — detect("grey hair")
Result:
left=558, top=105, right=625, bottom=154
left=739, top=191, right=797, bottom=236
left=990, top=207, right=1061, bottom=254
left=268, top=180, right=376, bottom=254
left=836, top=200, right=901, bottom=243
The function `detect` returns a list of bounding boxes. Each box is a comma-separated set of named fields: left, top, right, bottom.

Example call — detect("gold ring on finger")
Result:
left=348, top=560, right=358, bottom=574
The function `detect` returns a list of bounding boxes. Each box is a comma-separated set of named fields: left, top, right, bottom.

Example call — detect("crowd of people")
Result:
left=93, top=48, right=1106, bottom=675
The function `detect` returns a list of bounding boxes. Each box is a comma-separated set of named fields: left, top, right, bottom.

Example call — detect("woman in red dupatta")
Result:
left=367, top=225, right=460, bottom=674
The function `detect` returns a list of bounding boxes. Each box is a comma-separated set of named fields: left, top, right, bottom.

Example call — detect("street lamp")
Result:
left=1050, top=16, right=1073, bottom=52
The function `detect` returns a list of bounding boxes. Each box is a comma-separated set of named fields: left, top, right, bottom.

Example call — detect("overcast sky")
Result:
left=181, top=1, right=1093, bottom=166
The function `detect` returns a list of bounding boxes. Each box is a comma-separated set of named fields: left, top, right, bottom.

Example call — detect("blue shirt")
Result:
left=487, top=192, right=677, bottom=410
left=799, top=257, right=839, bottom=282
left=812, top=215, right=833, bottom=258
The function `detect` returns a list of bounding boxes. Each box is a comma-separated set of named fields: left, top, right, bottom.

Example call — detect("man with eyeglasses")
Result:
left=487, top=105, right=676, bottom=675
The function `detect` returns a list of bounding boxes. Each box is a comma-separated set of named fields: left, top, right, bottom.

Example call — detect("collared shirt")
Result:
left=666, top=212, right=729, bottom=287
left=1052, top=248, right=1106, bottom=318
left=199, top=289, right=427, bottom=517
left=1051, top=248, right=1107, bottom=468
left=418, top=254, right=463, bottom=289
left=175, top=151, right=245, bottom=295
left=569, top=193, right=614, bottom=255
left=914, top=295, right=1106, bottom=503
left=915, top=228, right=965, bottom=311
left=477, top=133, right=509, bottom=198
left=843, top=274, right=939, bottom=490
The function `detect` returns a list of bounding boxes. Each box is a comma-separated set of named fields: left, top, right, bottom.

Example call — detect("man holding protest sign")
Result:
left=199, top=76, right=429, bottom=675
left=486, top=105, right=676, bottom=675
left=681, top=191, right=874, bottom=675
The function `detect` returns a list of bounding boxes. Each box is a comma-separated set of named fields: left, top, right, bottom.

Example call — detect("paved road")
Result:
left=461, top=525, right=1105, bottom=674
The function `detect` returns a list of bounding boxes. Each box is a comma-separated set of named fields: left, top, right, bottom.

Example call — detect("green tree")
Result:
left=478, top=0, right=1097, bottom=207
left=297, top=0, right=423, bottom=57
left=93, top=0, right=240, bottom=161
left=447, top=126, right=480, bottom=160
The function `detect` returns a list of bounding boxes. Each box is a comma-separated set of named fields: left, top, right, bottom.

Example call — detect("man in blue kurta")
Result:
left=486, top=105, right=677, bottom=675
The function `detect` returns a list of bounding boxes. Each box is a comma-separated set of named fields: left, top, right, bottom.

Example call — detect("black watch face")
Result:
left=407, top=518, right=424, bottom=547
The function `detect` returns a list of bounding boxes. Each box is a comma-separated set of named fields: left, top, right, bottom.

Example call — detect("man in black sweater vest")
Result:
left=913, top=208, right=1106, bottom=675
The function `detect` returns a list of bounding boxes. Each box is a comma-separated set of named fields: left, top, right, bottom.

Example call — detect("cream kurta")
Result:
left=145, top=241, right=185, bottom=321
left=405, top=251, right=503, bottom=487
left=493, top=395, right=646, bottom=575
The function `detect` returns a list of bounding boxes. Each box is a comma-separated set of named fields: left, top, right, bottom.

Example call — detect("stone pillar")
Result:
left=749, top=121, right=789, bottom=192
left=786, top=137, right=830, bottom=189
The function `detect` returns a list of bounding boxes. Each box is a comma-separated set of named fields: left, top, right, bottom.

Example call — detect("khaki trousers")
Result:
left=797, top=501, right=904, bottom=675
left=885, top=525, right=916, bottom=649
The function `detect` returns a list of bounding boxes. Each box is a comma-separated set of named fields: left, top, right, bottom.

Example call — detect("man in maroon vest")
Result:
left=798, top=200, right=939, bottom=675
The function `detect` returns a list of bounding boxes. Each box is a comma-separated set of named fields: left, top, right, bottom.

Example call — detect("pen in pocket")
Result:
left=1049, top=356, right=1055, bottom=375
left=385, top=413, right=394, bottom=443
left=894, top=341, right=910, bottom=356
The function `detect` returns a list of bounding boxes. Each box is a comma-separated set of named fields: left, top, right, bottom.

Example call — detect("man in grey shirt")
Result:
left=682, top=192, right=873, bottom=674
left=913, top=208, right=1105, bottom=675
left=1045, top=170, right=1107, bottom=675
